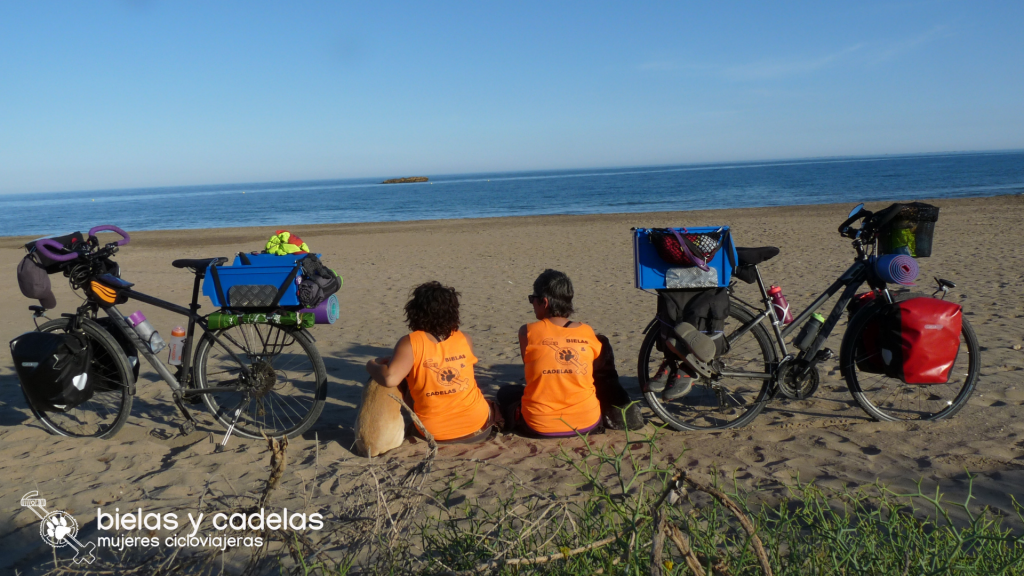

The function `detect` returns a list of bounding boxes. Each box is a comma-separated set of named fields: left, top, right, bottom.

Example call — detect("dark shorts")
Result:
left=495, top=384, right=602, bottom=438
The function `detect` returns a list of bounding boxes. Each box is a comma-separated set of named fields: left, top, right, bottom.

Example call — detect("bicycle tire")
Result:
left=193, top=324, right=327, bottom=439
left=640, top=302, right=777, bottom=431
left=29, top=318, right=134, bottom=439
left=841, top=303, right=980, bottom=422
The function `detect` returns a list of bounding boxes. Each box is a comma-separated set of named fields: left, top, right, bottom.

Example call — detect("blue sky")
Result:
left=1, top=1, right=1022, bottom=194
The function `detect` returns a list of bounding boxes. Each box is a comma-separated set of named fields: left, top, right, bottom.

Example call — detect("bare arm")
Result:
left=518, top=324, right=528, bottom=362
left=365, top=335, right=414, bottom=388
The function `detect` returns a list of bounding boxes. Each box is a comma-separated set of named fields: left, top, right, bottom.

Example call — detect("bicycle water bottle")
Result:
left=167, top=326, right=186, bottom=365
left=767, top=285, right=794, bottom=324
left=126, top=311, right=166, bottom=353
left=793, top=313, right=825, bottom=350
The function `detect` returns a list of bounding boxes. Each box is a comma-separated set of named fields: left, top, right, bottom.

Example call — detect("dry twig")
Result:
left=684, top=473, right=772, bottom=576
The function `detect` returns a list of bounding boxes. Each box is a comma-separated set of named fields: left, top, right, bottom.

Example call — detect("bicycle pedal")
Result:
left=178, top=421, right=196, bottom=436
left=815, top=348, right=835, bottom=362
left=682, top=353, right=713, bottom=379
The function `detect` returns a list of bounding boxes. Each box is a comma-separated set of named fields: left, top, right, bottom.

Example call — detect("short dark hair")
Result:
left=532, top=269, right=574, bottom=318
left=404, top=281, right=461, bottom=339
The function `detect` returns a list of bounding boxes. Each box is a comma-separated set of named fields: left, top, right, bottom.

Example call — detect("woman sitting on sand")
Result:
left=365, top=281, right=497, bottom=443
left=497, top=269, right=643, bottom=437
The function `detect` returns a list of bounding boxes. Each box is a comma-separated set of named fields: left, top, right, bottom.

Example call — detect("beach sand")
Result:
left=1, top=195, right=1022, bottom=569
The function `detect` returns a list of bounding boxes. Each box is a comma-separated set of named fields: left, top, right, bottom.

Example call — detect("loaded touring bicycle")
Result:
left=635, top=203, right=980, bottom=431
left=11, top=225, right=328, bottom=442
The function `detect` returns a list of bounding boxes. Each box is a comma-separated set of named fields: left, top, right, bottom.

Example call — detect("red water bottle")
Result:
left=767, top=285, right=794, bottom=324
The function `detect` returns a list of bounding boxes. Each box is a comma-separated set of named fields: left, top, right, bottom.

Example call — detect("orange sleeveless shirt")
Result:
left=521, top=319, right=602, bottom=434
left=405, top=330, right=490, bottom=441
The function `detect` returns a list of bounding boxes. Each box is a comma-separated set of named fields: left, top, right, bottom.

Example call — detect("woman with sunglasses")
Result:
left=497, top=269, right=644, bottom=437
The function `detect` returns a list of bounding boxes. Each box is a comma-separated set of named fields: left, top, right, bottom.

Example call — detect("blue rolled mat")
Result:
left=875, top=254, right=918, bottom=286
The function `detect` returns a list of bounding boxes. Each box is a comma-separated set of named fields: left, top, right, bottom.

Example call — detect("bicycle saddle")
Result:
left=172, top=257, right=228, bottom=273
left=736, top=246, right=780, bottom=266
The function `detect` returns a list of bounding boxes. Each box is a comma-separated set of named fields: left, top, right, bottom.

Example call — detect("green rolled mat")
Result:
left=207, top=311, right=315, bottom=330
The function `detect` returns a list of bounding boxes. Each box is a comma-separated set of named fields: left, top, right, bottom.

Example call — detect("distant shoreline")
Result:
left=382, top=176, right=429, bottom=184
left=5, top=194, right=1019, bottom=246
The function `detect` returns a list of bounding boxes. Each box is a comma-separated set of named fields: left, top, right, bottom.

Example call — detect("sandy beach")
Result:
left=2, top=195, right=1023, bottom=570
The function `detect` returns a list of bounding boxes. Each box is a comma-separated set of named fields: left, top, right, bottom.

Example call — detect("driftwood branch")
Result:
left=441, top=535, right=619, bottom=575
left=258, top=431, right=288, bottom=509
left=668, top=524, right=707, bottom=576
left=684, top=473, right=772, bottom=576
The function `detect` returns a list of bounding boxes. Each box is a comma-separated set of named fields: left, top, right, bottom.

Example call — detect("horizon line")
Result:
left=3, top=147, right=1022, bottom=197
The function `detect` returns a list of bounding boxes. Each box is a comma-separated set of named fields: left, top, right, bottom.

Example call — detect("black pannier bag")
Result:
left=297, top=254, right=342, bottom=308
left=656, top=288, right=730, bottom=357
left=10, top=331, right=94, bottom=412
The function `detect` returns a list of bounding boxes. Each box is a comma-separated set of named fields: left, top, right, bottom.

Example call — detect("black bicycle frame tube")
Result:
left=115, top=287, right=252, bottom=385
left=718, top=259, right=870, bottom=380
left=102, top=305, right=183, bottom=391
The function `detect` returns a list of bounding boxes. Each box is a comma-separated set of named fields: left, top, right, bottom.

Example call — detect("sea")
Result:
left=2, top=151, right=1022, bottom=238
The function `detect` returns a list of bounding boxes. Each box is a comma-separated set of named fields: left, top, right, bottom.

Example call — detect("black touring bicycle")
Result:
left=638, top=203, right=981, bottom=431
left=13, top=226, right=327, bottom=442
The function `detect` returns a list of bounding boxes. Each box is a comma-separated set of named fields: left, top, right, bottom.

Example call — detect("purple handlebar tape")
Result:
left=34, top=238, right=79, bottom=262
left=88, top=225, right=130, bottom=246
left=299, top=293, right=340, bottom=324
left=875, top=254, right=919, bottom=286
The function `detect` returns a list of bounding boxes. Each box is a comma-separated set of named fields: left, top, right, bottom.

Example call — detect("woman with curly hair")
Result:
left=365, top=281, right=496, bottom=443
left=497, top=269, right=644, bottom=437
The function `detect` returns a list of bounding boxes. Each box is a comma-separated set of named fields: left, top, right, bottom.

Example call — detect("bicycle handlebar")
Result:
left=33, top=224, right=130, bottom=263
left=34, top=238, right=79, bottom=262
left=837, top=210, right=871, bottom=238
left=88, top=225, right=130, bottom=246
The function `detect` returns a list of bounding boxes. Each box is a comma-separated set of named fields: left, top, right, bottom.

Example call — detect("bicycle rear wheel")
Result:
left=841, top=304, right=980, bottom=421
left=193, top=324, right=327, bottom=439
left=30, top=318, right=134, bottom=439
left=640, top=303, right=777, bottom=431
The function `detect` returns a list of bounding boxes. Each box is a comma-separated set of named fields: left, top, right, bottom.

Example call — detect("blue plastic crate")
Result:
left=202, top=253, right=316, bottom=308
left=633, top=227, right=736, bottom=289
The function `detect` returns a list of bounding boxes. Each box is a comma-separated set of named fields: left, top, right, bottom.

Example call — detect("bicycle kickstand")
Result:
left=219, top=395, right=252, bottom=449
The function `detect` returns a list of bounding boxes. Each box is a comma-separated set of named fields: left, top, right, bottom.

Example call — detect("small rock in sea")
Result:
left=382, top=176, right=428, bottom=184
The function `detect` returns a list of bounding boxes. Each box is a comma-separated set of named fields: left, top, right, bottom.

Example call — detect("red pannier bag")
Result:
left=878, top=297, right=962, bottom=384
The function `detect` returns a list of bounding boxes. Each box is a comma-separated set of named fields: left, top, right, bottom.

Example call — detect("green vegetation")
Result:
left=42, top=427, right=1024, bottom=575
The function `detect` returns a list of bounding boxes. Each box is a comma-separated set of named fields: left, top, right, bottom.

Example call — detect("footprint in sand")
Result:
left=860, top=446, right=882, bottom=456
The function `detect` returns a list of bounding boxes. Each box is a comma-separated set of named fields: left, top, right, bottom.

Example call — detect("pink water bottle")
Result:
left=767, top=285, right=794, bottom=324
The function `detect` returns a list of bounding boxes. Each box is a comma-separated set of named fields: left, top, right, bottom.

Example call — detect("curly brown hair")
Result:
left=404, top=281, right=461, bottom=340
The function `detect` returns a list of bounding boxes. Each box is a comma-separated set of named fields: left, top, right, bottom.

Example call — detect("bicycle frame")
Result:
left=721, top=248, right=895, bottom=381
left=58, top=272, right=256, bottom=438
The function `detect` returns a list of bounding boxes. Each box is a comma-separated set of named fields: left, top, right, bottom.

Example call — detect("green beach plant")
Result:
left=37, top=420, right=1024, bottom=576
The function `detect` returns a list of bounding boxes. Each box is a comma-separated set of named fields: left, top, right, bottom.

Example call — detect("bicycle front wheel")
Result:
left=30, top=318, right=134, bottom=439
left=640, top=303, right=777, bottom=431
left=193, top=324, right=327, bottom=439
left=841, top=304, right=980, bottom=421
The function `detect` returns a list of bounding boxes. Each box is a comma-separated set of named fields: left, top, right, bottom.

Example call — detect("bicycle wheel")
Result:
left=841, top=304, right=980, bottom=421
left=641, top=303, right=777, bottom=431
left=193, top=324, right=327, bottom=439
left=29, top=318, right=134, bottom=439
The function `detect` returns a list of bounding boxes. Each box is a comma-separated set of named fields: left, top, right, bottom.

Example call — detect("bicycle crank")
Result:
left=777, top=362, right=820, bottom=400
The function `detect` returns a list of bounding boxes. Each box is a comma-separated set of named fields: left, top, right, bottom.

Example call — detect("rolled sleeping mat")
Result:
left=875, top=254, right=919, bottom=286
left=300, top=293, right=340, bottom=324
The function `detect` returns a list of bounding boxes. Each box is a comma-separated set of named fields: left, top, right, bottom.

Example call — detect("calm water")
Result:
left=2, top=151, right=1022, bottom=238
